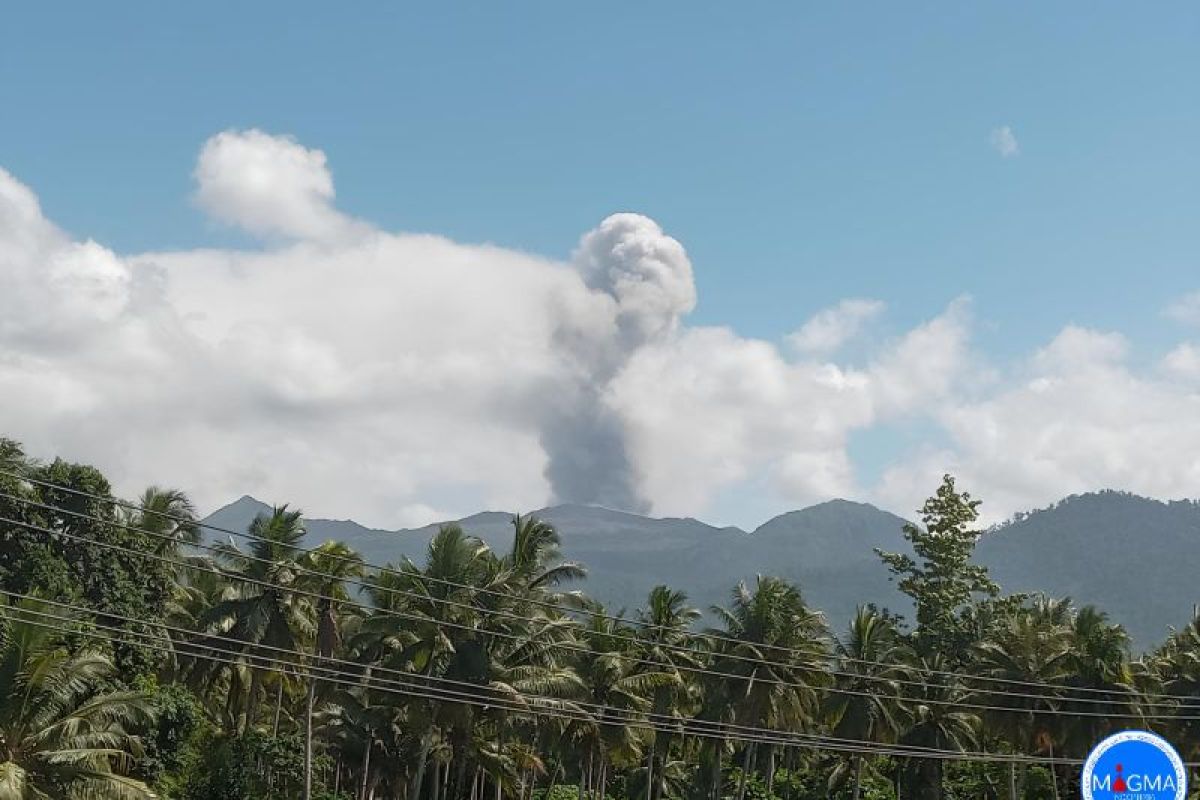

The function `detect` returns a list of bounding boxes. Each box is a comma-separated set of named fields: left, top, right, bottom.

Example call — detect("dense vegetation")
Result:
left=0, top=436, right=1197, bottom=799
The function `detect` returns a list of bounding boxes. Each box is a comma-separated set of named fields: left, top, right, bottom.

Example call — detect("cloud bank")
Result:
left=2, top=129, right=1198, bottom=528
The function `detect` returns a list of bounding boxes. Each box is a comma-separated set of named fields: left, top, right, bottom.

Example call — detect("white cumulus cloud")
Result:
left=609, top=301, right=973, bottom=516
left=194, top=129, right=368, bottom=242
left=874, top=326, right=1200, bottom=525
left=2, top=128, right=1199, bottom=531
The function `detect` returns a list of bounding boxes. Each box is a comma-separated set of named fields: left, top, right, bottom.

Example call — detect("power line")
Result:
left=0, top=511, right=1186, bottom=723
left=0, top=473, right=1169, bottom=706
left=0, top=593, right=1024, bottom=762
left=2, top=488, right=1144, bottom=711
left=0, top=506, right=1154, bottom=718
left=0, top=593, right=1090, bottom=766
left=6, top=612, right=1009, bottom=764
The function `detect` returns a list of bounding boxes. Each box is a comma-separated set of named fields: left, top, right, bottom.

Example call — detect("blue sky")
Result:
left=6, top=3, right=1197, bottom=348
left=2, top=3, right=1199, bottom=526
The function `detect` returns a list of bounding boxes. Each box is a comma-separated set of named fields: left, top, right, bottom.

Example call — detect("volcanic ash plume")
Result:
left=541, top=213, right=696, bottom=512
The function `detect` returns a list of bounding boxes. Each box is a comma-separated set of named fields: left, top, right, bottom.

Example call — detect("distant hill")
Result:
left=202, top=491, right=1200, bottom=649
left=978, top=491, right=1200, bottom=649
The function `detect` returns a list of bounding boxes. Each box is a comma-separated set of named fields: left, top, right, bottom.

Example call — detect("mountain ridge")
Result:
left=202, top=490, right=1200, bottom=648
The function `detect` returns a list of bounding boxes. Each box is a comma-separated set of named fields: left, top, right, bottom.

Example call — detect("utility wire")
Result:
left=0, top=593, right=1091, bottom=766
left=2, top=488, right=1153, bottom=710
left=0, top=511, right=1186, bottom=723
left=0, top=478, right=1166, bottom=706
left=2, top=466, right=1165, bottom=702
left=0, top=470, right=1156, bottom=700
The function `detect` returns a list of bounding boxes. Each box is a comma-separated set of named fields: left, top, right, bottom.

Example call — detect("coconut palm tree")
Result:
left=570, top=606, right=674, bottom=800
left=205, top=505, right=314, bottom=734
left=299, top=540, right=365, bottom=800
left=900, top=653, right=980, bottom=800
left=0, top=600, right=156, bottom=799
left=1144, top=609, right=1200, bottom=763
left=164, top=554, right=241, bottom=713
left=358, top=525, right=509, bottom=799
left=634, top=586, right=703, bottom=800
left=1059, top=606, right=1133, bottom=761
left=124, top=486, right=199, bottom=555
left=504, top=514, right=586, bottom=599
left=710, top=576, right=829, bottom=800
left=827, top=607, right=912, bottom=800
left=973, top=600, right=1073, bottom=799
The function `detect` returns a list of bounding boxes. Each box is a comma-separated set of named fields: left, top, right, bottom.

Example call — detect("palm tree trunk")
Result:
left=358, top=735, right=373, bottom=800
left=273, top=677, right=284, bottom=735
left=736, top=742, right=755, bottom=800
left=453, top=752, right=468, bottom=800
left=303, top=675, right=316, bottom=800
left=245, top=667, right=263, bottom=734
left=431, top=756, right=441, bottom=800
left=1048, top=738, right=1060, bottom=800
left=593, top=741, right=605, bottom=800
left=765, top=746, right=775, bottom=798
left=410, top=736, right=431, bottom=800
left=545, top=762, right=560, bottom=800
left=652, top=728, right=673, bottom=800
left=224, top=667, right=241, bottom=732
left=1008, top=763, right=1016, bottom=800
left=852, top=755, right=864, bottom=800
left=495, top=724, right=506, bottom=800
left=710, top=738, right=723, bottom=800
left=644, top=746, right=653, bottom=800
left=580, top=748, right=592, bottom=800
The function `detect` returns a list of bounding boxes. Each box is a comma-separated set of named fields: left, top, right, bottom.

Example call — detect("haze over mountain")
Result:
left=203, top=490, right=1200, bottom=649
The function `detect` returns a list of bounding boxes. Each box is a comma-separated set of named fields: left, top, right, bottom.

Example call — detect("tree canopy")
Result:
left=0, top=438, right=1188, bottom=800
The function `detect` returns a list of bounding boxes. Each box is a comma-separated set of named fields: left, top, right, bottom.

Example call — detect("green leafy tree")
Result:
left=0, top=441, right=74, bottom=602
left=876, top=475, right=998, bottom=661
left=180, top=729, right=309, bottom=800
